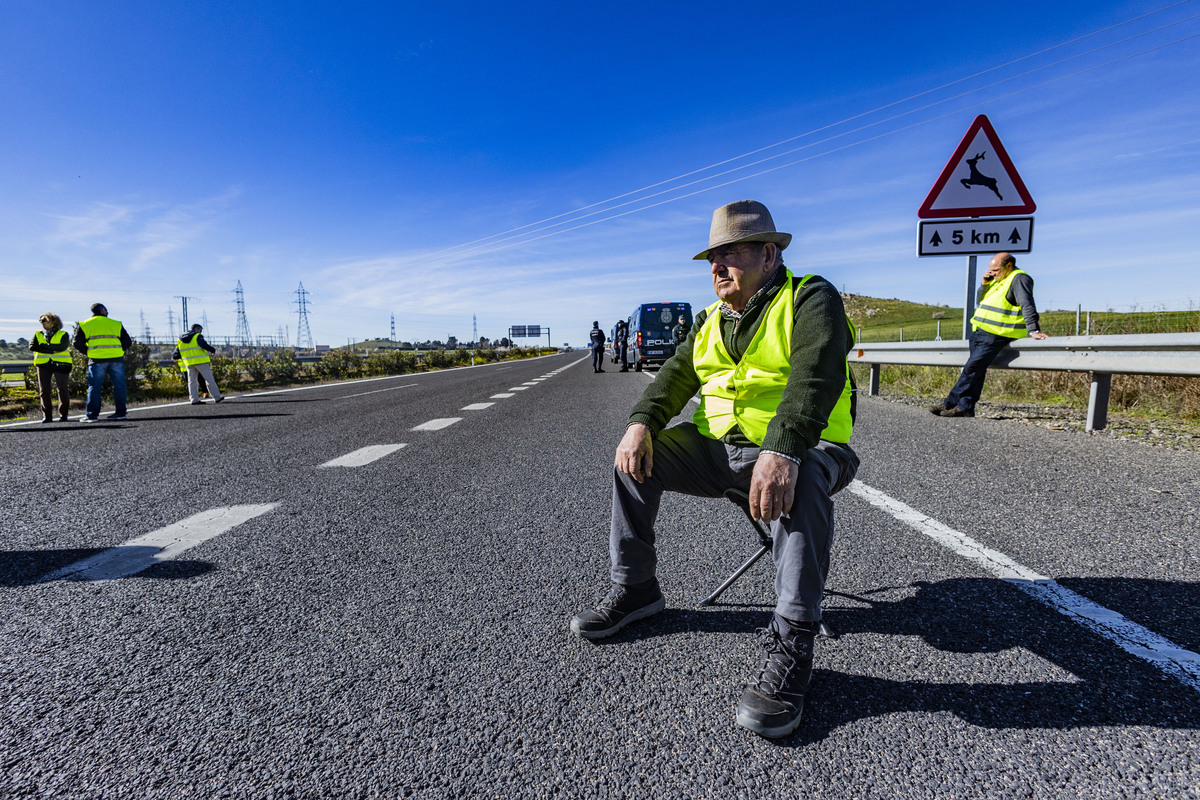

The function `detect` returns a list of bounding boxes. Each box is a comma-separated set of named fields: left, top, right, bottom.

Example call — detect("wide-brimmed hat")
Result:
left=692, top=200, right=792, bottom=261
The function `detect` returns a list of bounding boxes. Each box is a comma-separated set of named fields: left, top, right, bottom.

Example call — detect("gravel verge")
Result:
left=881, top=393, right=1200, bottom=454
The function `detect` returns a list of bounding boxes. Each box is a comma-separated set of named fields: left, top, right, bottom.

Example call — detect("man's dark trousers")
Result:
left=592, top=346, right=605, bottom=372
left=943, top=328, right=1015, bottom=412
left=608, top=422, right=858, bottom=622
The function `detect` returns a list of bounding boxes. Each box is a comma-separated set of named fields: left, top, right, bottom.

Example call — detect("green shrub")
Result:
left=364, top=349, right=418, bottom=375
left=267, top=349, right=304, bottom=383
left=209, top=356, right=242, bottom=388
left=317, top=350, right=363, bottom=380
left=244, top=355, right=269, bottom=384
left=424, top=350, right=453, bottom=369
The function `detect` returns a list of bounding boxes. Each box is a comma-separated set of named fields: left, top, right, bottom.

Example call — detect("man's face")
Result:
left=707, top=243, right=772, bottom=310
left=986, top=254, right=1013, bottom=277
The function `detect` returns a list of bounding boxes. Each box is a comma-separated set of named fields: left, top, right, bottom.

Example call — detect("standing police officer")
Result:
left=589, top=321, right=607, bottom=373
left=73, top=303, right=133, bottom=422
left=672, top=314, right=690, bottom=346
left=614, top=319, right=630, bottom=372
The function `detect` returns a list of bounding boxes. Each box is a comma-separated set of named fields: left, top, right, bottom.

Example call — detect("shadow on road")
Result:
left=0, top=549, right=215, bottom=585
left=125, top=413, right=294, bottom=421
left=798, top=577, right=1200, bottom=742
left=597, top=576, right=1200, bottom=742
left=2, top=412, right=293, bottom=430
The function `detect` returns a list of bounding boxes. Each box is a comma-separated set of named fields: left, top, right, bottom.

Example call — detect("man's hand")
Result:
left=749, top=452, right=800, bottom=522
left=1030, top=331, right=1048, bottom=340
left=615, top=423, right=654, bottom=483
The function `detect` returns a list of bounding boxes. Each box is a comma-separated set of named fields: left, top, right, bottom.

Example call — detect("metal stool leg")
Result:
left=699, top=488, right=841, bottom=638
left=698, top=489, right=772, bottom=607
left=698, top=543, right=770, bottom=606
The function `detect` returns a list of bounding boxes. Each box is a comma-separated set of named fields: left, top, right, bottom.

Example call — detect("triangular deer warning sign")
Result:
left=918, top=115, right=1036, bottom=218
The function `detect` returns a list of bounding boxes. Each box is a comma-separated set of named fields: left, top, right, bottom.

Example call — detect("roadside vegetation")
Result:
left=0, top=344, right=558, bottom=421
left=846, top=295, right=1200, bottom=424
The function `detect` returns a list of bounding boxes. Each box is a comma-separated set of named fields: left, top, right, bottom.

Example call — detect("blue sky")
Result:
left=2, top=1, right=1198, bottom=347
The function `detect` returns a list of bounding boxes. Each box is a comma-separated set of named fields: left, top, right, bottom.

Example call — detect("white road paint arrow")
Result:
left=40, top=504, right=279, bottom=582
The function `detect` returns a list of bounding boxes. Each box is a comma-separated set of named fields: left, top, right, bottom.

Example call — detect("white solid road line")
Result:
left=40, top=504, right=279, bottom=582
left=848, top=480, right=1200, bottom=694
left=412, top=418, right=461, bottom=431
left=318, top=444, right=408, bottom=468
left=339, top=383, right=419, bottom=399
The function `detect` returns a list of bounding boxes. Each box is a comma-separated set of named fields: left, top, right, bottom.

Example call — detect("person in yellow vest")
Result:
left=29, top=312, right=72, bottom=422
left=172, top=324, right=224, bottom=405
left=570, top=200, right=859, bottom=738
left=931, top=252, right=1048, bottom=418
left=72, top=303, right=132, bottom=422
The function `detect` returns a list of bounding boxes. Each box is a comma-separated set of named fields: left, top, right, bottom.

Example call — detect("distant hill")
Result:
left=842, top=294, right=960, bottom=342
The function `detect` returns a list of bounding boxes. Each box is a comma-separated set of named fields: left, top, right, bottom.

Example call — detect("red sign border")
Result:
left=918, top=115, right=1036, bottom=219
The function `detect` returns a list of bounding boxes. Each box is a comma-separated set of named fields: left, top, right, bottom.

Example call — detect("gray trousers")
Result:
left=187, top=363, right=222, bottom=402
left=609, top=422, right=859, bottom=622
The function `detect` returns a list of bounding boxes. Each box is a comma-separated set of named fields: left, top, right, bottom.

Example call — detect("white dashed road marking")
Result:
left=848, top=480, right=1200, bottom=694
left=462, top=403, right=494, bottom=410
left=491, top=393, right=515, bottom=399
left=319, top=444, right=408, bottom=468
left=509, top=387, right=529, bottom=391
left=40, top=504, right=279, bottom=582
left=412, top=418, right=462, bottom=431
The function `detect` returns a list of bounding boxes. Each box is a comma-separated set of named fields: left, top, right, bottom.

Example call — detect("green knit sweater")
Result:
left=627, top=267, right=855, bottom=462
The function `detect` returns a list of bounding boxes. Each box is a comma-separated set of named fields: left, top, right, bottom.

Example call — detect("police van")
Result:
left=626, top=302, right=692, bottom=371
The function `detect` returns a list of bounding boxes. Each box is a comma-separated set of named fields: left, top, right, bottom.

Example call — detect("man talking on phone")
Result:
left=932, top=252, right=1048, bottom=418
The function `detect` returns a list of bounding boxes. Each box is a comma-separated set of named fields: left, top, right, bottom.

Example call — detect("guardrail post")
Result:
left=1086, top=372, right=1112, bottom=432
left=869, top=364, right=881, bottom=396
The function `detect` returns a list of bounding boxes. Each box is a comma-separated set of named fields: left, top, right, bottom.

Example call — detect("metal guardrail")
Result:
left=850, top=332, right=1200, bottom=431
left=1, top=362, right=34, bottom=375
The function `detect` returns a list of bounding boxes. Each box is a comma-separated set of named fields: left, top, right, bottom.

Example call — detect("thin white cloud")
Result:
left=50, top=203, right=133, bottom=246
left=43, top=189, right=242, bottom=275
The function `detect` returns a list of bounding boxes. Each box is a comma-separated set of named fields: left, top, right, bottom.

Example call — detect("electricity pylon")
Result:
left=294, top=282, right=313, bottom=350
left=233, top=281, right=253, bottom=346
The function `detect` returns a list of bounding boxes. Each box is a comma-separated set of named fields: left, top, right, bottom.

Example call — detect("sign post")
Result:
left=917, top=115, right=1036, bottom=339
left=962, top=256, right=977, bottom=339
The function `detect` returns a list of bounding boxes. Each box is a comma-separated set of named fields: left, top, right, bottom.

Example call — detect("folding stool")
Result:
left=698, top=487, right=837, bottom=638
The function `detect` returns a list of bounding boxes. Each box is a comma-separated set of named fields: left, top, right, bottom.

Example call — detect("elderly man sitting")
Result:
left=570, top=200, right=859, bottom=738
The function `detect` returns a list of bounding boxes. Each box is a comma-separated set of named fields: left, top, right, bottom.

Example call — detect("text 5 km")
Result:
left=917, top=217, right=1034, bottom=256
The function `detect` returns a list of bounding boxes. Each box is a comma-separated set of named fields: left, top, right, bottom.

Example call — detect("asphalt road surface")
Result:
left=2, top=352, right=1198, bottom=799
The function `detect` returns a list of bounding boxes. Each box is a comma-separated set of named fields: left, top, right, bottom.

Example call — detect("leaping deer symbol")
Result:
left=960, top=151, right=1003, bottom=200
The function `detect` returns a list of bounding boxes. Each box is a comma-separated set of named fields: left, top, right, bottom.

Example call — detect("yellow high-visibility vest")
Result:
left=691, top=270, right=854, bottom=446
left=971, top=269, right=1029, bottom=338
left=78, top=316, right=125, bottom=360
left=32, top=330, right=72, bottom=366
left=176, top=335, right=211, bottom=367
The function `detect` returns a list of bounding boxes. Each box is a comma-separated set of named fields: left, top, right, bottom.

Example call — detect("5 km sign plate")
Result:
left=917, top=217, right=1034, bottom=256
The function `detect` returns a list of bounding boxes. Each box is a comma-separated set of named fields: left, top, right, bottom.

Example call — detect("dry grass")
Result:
left=853, top=364, right=1200, bottom=423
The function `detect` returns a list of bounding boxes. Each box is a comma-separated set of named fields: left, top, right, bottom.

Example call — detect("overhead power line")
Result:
left=401, top=2, right=1199, bottom=266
